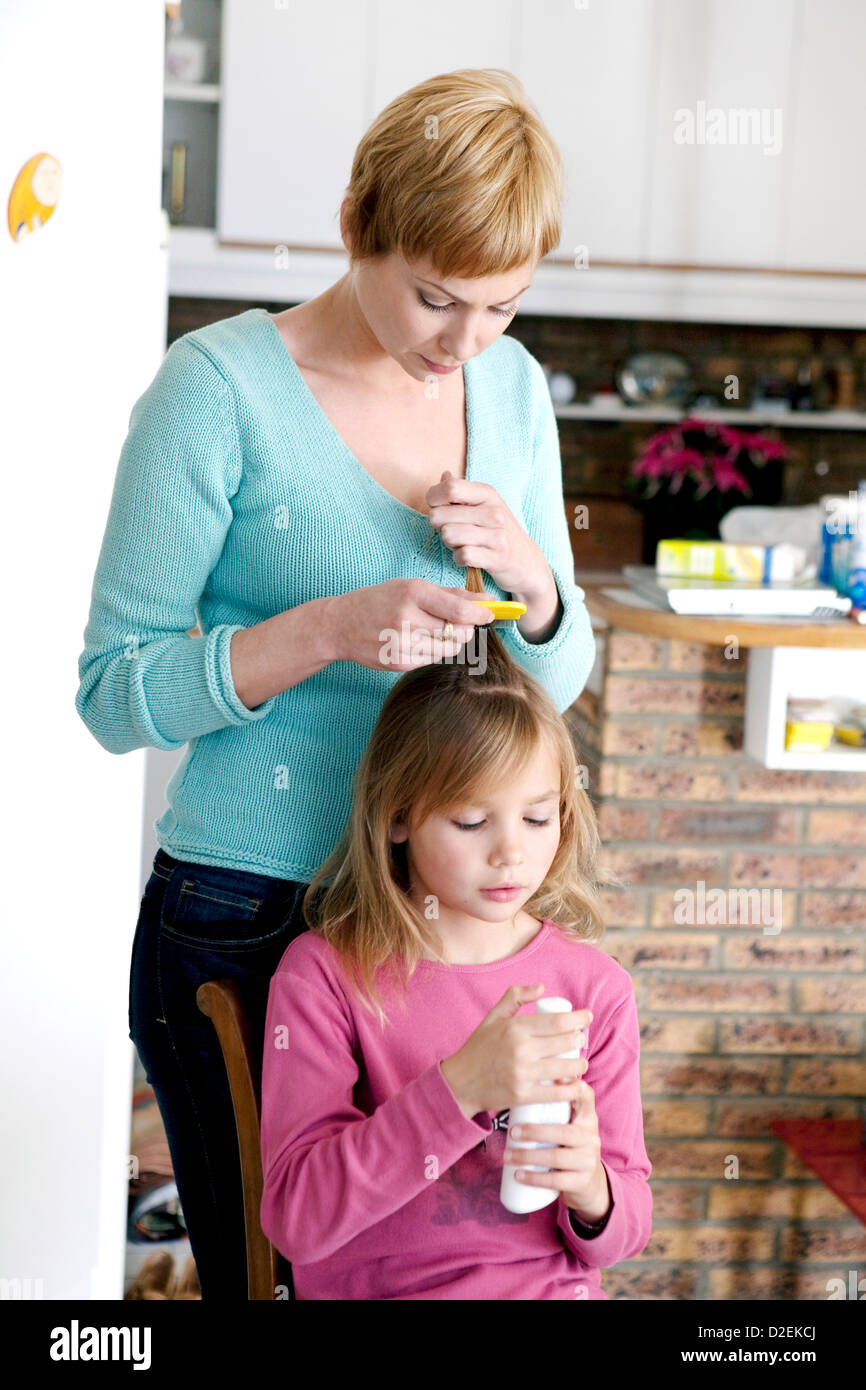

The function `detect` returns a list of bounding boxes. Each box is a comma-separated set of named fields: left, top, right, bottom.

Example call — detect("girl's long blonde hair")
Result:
left=301, top=567, right=615, bottom=1028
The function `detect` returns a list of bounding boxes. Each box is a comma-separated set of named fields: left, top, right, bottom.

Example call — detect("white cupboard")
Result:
left=218, top=0, right=513, bottom=249
left=781, top=0, right=866, bottom=273
left=218, top=0, right=371, bottom=247
left=516, top=0, right=658, bottom=265
left=173, top=0, right=866, bottom=323
left=646, top=0, right=796, bottom=269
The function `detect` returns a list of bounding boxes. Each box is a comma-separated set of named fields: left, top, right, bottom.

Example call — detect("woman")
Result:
left=75, top=67, right=595, bottom=1300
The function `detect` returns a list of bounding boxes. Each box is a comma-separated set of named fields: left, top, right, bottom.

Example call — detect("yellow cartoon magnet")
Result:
left=8, top=153, right=63, bottom=242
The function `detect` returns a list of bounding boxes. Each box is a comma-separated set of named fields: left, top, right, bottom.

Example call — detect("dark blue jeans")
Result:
left=128, top=848, right=311, bottom=1300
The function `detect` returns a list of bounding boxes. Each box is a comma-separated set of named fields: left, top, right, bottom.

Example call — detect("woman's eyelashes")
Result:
left=416, top=289, right=516, bottom=318
left=451, top=818, right=551, bottom=831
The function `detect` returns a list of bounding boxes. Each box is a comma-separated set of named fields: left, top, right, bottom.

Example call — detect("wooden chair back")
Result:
left=196, top=978, right=293, bottom=1300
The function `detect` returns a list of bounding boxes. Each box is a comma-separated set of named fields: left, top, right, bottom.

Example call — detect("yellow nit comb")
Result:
left=471, top=599, right=527, bottom=620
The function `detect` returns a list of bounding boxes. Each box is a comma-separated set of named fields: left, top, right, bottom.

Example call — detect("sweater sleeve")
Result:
left=498, top=353, right=596, bottom=713
left=555, top=989, right=653, bottom=1269
left=74, top=336, right=277, bottom=754
left=259, top=968, right=493, bottom=1267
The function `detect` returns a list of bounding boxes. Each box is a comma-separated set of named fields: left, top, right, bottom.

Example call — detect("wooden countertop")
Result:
left=582, top=583, right=866, bottom=649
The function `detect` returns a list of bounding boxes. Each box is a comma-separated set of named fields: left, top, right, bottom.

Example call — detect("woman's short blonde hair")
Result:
left=342, top=68, right=562, bottom=279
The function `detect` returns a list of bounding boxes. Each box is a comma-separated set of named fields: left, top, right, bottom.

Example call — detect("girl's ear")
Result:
left=388, top=819, right=409, bottom=844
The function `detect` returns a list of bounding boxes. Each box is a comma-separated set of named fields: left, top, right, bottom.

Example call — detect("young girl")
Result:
left=259, top=574, right=653, bottom=1300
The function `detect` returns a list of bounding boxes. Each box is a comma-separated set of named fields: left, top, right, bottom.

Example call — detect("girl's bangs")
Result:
left=410, top=719, right=561, bottom=824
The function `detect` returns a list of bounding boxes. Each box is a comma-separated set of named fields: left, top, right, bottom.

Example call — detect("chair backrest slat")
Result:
left=196, top=979, right=288, bottom=1301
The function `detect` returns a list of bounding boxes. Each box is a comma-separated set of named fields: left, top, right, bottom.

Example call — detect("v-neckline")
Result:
left=253, top=307, right=475, bottom=522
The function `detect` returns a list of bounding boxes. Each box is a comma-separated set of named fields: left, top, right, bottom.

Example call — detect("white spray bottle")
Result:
left=500, top=996, right=588, bottom=1214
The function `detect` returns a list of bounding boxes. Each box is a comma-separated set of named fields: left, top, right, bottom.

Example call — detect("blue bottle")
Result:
left=845, top=483, right=866, bottom=608
left=819, top=494, right=847, bottom=586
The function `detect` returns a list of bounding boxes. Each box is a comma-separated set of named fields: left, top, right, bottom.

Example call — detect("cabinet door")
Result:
left=646, top=0, right=795, bottom=269
left=218, top=0, right=372, bottom=247
left=781, top=0, right=866, bottom=273
left=219, top=0, right=513, bottom=250
left=372, top=0, right=512, bottom=113
left=516, top=0, right=658, bottom=264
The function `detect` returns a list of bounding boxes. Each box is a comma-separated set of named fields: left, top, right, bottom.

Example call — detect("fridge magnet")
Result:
left=7, top=152, right=63, bottom=242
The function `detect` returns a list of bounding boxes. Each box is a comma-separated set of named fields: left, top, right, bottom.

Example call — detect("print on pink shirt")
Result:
left=433, top=1121, right=529, bottom=1227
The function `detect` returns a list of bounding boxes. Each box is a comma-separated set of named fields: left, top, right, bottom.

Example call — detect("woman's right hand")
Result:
left=326, top=578, right=500, bottom=673
left=441, top=985, right=593, bottom=1119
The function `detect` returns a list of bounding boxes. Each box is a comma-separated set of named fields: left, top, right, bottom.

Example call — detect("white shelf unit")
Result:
left=165, top=80, right=220, bottom=103
left=162, top=0, right=222, bottom=228
left=554, top=401, right=866, bottom=431
left=744, top=646, right=866, bottom=771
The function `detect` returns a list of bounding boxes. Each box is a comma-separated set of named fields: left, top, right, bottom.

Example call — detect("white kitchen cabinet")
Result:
left=516, top=0, right=658, bottom=265
left=218, top=0, right=372, bottom=247
left=218, top=0, right=656, bottom=262
left=646, top=0, right=795, bottom=270
left=218, top=0, right=513, bottom=251
left=646, top=0, right=866, bottom=276
left=200, top=0, right=866, bottom=317
left=781, top=0, right=866, bottom=273
left=372, top=0, right=512, bottom=114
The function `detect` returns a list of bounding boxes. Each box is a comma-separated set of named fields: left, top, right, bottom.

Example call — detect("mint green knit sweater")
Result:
left=75, top=308, right=595, bottom=881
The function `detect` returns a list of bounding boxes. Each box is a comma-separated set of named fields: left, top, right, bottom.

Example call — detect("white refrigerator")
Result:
left=1, top=2, right=168, bottom=1298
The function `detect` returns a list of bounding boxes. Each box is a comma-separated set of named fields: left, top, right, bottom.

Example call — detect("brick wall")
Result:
left=566, top=624, right=866, bottom=1300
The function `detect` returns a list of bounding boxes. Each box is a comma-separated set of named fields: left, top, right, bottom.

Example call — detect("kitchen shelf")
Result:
left=757, top=744, right=866, bottom=771
left=162, top=0, right=223, bottom=228
left=744, top=645, right=866, bottom=771
left=165, top=81, right=221, bottom=103
left=554, top=400, right=866, bottom=430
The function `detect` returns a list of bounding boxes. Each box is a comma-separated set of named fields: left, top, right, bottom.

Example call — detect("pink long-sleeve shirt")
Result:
left=259, top=918, right=653, bottom=1300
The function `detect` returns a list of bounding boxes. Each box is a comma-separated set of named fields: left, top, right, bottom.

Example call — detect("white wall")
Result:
left=0, top=3, right=167, bottom=1298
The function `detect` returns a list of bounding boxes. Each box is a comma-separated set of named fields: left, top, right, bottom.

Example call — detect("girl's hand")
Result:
left=326, top=577, right=497, bottom=673
left=502, top=1081, right=612, bottom=1224
left=425, top=471, right=552, bottom=602
left=441, top=985, right=592, bottom=1118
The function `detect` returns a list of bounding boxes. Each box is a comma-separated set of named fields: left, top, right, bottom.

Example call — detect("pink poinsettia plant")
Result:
left=631, top=418, right=791, bottom=500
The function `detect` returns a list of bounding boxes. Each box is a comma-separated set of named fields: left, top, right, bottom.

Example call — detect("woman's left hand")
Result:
left=502, top=1080, right=612, bottom=1222
left=425, top=470, right=551, bottom=602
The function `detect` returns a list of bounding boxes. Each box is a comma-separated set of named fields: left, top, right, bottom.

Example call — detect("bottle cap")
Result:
left=471, top=600, right=527, bottom=619
left=535, top=996, right=572, bottom=1013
